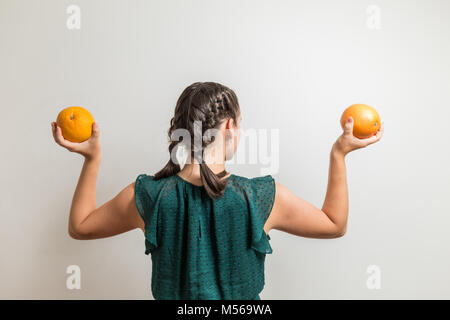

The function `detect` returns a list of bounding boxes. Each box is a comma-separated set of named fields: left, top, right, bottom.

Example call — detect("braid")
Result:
left=154, top=82, right=241, bottom=199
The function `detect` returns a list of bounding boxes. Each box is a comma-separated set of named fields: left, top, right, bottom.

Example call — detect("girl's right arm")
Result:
left=264, top=117, right=384, bottom=239
left=52, top=121, right=144, bottom=240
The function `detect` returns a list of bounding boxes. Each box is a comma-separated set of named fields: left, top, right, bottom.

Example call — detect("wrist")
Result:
left=84, top=154, right=102, bottom=164
left=331, top=144, right=347, bottom=159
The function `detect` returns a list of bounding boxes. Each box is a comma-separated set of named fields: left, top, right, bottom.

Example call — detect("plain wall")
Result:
left=1, top=0, right=450, bottom=299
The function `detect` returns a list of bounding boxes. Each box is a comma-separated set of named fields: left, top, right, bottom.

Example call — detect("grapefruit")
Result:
left=340, top=104, right=380, bottom=139
left=56, top=106, right=95, bottom=143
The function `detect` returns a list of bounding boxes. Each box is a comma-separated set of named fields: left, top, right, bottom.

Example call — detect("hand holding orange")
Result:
left=334, top=103, right=384, bottom=155
left=52, top=106, right=101, bottom=161
left=340, top=104, right=381, bottom=139
left=56, top=106, right=95, bottom=142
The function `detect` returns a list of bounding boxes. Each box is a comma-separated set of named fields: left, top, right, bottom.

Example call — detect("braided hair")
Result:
left=154, top=82, right=241, bottom=199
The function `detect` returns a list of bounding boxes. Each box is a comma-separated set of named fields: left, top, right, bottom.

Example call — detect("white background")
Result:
left=1, top=0, right=449, bottom=299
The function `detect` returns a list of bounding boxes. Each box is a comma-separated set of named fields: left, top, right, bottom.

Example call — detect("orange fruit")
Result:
left=56, top=106, right=95, bottom=143
left=340, top=104, right=381, bottom=139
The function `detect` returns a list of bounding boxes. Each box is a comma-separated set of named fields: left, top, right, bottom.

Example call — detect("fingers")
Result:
left=91, top=122, right=100, bottom=139
left=362, top=134, right=379, bottom=145
left=362, top=121, right=385, bottom=146
left=51, top=122, right=79, bottom=151
left=375, top=122, right=384, bottom=138
left=372, top=121, right=384, bottom=141
left=343, top=117, right=353, bottom=135
left=51, top=122, right=57, bottom=140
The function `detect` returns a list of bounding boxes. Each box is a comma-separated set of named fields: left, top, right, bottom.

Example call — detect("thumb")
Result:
left=344, top=117, right=353, bottom=135
left=91, top=122, right=100, bottom=138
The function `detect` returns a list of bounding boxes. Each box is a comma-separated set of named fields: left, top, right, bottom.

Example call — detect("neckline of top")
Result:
left=174, top=173, right=235, bottom=188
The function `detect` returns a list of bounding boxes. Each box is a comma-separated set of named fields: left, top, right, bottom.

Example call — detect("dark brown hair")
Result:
left=154, top=82, right=241, bottom=199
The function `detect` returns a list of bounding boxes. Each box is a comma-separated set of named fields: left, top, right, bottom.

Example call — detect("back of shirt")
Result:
left=134, top=173, right=275, bottom=300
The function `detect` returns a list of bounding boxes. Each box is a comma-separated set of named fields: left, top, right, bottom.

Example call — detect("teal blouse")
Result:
left=134, top=173, right=275, bottom=300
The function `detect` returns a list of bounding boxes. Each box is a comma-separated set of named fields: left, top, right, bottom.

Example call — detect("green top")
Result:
left=134, top=173, right=275, bottom=300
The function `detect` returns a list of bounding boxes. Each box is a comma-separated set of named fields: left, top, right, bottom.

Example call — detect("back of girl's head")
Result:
left=154, top=82, right=241, bottom=199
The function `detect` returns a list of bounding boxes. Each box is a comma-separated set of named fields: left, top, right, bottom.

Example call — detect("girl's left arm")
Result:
left=51, top=122, right=144, bottom=240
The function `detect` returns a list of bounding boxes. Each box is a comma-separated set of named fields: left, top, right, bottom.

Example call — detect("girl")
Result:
left=51, top=82, right=384, bottom=300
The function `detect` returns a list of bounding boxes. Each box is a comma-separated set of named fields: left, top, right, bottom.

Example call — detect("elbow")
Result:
left=69, top=231, right=83, bottom=240
left=334, top=230, right=346, bottom=238
left=68, top=225, right=88, bottom=240
left=333, top=226, right=347, bottom=238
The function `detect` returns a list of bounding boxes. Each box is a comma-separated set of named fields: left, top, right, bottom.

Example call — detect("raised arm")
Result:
left=51, top=121, right=144, bottom=240
left=67, top=158, right=144, bottom=240
left=264, top=117, right=384, bottom=239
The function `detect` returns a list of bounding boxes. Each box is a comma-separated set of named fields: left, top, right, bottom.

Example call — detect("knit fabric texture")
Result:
left=134, top=173, right=276, bottom=300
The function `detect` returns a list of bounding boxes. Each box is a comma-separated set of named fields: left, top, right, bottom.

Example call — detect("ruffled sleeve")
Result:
left=246, top=175, right=276, bottom=255
left=134, top=174, right=158, bottom=255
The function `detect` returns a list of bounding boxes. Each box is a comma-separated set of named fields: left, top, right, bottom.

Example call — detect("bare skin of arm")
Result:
left=51, top=122, right=144, bottom=240
left=264, top=117, right=384, bottom=238
left=263, top=149, right=348, bottom=238
left=67, top=158, right=143, bottom=240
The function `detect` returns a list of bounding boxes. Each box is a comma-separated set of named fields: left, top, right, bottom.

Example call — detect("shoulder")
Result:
left=135, top=174, right=156, bottom=188
left=134, top=174, right=177, bottom=200
left=231, top=174, right=274, bottom=187
left=228, top=174, right=275, bottom=197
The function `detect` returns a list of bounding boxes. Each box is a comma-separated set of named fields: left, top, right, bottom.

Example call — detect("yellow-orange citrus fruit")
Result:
left=340, top=104, right=381, bottom=139
left=56, top=106, right=95, bottom=143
